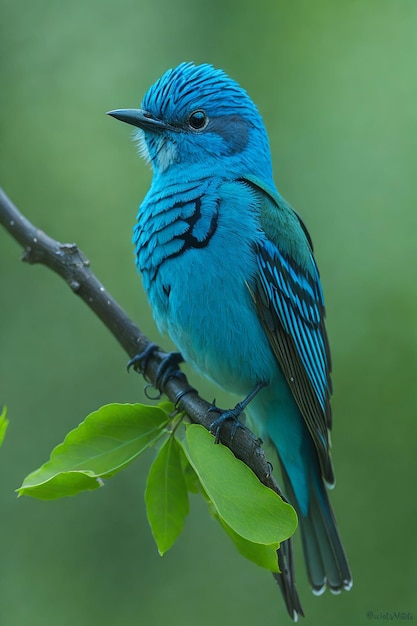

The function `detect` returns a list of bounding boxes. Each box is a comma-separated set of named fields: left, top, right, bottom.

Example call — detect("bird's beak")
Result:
left=106, top=108, right=168, bottom=132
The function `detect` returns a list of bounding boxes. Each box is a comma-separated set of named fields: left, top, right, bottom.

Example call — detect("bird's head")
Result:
left=108, top=62, right=273, bottom=181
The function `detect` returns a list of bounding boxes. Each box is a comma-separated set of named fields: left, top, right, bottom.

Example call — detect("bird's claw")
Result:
left=127, top=345, right=185, bottom=390
left=154, top=351, right=185, bottom=388
left=209, top=405, right=245, bottom=444
left=127, top=342, right=158, bottom=378
left=208, top=381, right=268, bottom=443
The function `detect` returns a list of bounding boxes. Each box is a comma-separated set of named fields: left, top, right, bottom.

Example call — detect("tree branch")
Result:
left=0, top=186, right=302, bottom=617
left=0, top=186, right=277, bottom=484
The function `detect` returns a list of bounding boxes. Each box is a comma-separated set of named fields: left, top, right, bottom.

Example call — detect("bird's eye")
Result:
left=188, top=110, right=208, bottom=131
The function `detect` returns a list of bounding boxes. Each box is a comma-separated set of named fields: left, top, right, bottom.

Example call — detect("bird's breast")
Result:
left=134, top=177, right=277, bottom=393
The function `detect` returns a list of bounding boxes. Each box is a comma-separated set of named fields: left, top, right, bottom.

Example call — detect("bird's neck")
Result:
left=146, top=168, right=214, bottom=208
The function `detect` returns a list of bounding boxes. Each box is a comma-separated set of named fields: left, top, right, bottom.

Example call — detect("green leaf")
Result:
left=145, top=435, right=189, bottom=555
left=178, top=439, right=201, bottom=495
left=19, top=471, right=104, bottom=499
left=18, top=403, right=171, bottom=500
left=183, top=424, right=297, bottom=570
left=0, top=406, right=9, bottom=448
left=216, top=516, right=279, bottom=572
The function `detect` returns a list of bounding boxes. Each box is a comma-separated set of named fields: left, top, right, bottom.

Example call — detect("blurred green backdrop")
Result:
left=1, top=1, right=416, bottom=624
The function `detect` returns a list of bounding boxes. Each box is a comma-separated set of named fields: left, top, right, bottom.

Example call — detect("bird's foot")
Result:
left=209, top=380, right=268, bottom=444
left=127, top=342, right=158, bottom=378
left=154, top=351, right=185, bottom=388
left=127, top=343, right=185, bottom=388
left=209, top=403, right=246, bottom=443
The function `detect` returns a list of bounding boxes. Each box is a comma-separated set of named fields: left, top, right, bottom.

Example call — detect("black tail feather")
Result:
left=274, top=538, right=304, bottom=621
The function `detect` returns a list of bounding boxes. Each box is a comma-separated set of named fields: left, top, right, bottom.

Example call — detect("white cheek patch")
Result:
left=155, top=137, right=178, bottom=172
left=133, top=128, right=178, bottom=172
left=133, top=129, right=151, bottom=163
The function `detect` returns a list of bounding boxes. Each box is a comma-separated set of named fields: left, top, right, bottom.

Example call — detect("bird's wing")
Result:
left=243, top=176, right=334, bottom=485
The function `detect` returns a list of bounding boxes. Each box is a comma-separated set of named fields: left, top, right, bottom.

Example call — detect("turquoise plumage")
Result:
left=108, top=62, right=352, bottom=620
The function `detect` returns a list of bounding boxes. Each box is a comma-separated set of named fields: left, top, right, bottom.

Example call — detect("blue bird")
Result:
left=108, top=62, right=352, bottom=619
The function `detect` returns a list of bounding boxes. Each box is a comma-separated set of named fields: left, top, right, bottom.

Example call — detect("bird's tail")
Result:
left=273, top=537, right=304, bottom=621
left=280, top=461, right=352, bottom=595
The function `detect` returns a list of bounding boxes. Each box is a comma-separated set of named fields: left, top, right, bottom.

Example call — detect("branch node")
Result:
left=59, top=242, right=91, bottom=266
left=60, top=242, right=78, bottom=254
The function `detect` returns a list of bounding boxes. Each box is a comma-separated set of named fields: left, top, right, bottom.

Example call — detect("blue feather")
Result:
left=109, top=61, right=352, bottom=615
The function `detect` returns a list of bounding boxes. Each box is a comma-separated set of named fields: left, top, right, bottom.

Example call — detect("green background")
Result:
left=1, top=1, right=416, bottom=624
